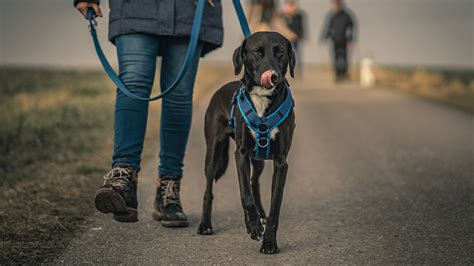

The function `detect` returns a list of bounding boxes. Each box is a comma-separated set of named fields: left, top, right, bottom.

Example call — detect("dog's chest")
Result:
left=248, top=86, right=279, bottom=139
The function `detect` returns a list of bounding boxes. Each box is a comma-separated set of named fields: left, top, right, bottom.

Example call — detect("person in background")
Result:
left=321, top=0, right=357, bottom=82
left=247, top=0, right=297, bottom=41
left=280, top=0, right=306, bottom=77
left=74, top=0, right=222, bottom=227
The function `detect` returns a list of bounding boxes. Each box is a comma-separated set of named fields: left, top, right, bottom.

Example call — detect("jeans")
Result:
left=112, top=33, right=202, bottom=179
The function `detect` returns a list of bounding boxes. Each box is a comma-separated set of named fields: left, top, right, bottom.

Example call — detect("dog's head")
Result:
left=233, top=32, right=296, bottom=90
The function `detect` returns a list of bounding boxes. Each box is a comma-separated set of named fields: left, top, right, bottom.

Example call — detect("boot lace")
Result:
left=161, top=180, right=181, bottom=206
left=103, top=167, right=132, bottom=189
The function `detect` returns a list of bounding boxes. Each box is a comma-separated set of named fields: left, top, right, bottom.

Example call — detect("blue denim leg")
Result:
left=112, top=34, right=159, bottom=172
left=158, top=37, right=203, bottom=178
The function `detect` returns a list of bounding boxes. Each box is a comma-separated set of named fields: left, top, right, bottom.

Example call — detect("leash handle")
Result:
left=86, top=8, right=95, bottom=21
left=86, top=8, right=98, bottom=30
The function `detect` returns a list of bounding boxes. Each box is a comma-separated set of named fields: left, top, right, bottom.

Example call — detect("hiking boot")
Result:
left=153, top=178, right=188, bottom=227
left=94, top=166, right=138, bottom=223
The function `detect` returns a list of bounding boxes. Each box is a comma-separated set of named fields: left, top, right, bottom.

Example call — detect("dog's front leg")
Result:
left=260, top=156, right=288, bottom=254
left=235, top=148, right=264, bottom=240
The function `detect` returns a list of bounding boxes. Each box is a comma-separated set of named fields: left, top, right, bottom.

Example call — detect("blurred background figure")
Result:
left=247, top=0, right=297, bottom=42
left=321, top=0, right=357, bottom=82
left=280, top=0, right=307, bottom=78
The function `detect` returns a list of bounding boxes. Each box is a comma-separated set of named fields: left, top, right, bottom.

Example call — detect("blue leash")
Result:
left=232, top=0, right=251, bottom=38
left=87, top=0, right=251, bottom=101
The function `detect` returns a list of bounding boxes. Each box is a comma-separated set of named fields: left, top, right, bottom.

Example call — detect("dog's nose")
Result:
left=271, top=71, right=280, bottom=84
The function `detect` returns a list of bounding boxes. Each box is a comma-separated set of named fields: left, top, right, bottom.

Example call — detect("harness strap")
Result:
left=231, top=82, right=293, bottom=160
left=228, top=88, right=240, bottom=128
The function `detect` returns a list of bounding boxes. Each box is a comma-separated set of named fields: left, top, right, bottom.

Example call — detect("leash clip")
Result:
left=87, top=8, right=98, bottom=30
left=88, top=17, right=97, bottom=30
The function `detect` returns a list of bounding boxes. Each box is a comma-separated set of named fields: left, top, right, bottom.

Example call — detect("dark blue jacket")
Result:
left=75, top=0, right=223, bottom=56
left=322, top=9, right=356, bottom=44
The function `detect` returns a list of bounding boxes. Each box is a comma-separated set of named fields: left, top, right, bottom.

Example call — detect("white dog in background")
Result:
left=360, top=58, right=375, bottom=88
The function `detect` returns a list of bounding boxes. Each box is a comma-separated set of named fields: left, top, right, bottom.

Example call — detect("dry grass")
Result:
left=294, top=64, right=474, bottom=113
left=0, top=68, right=115, bottom=263
left=0, top=65, right=233, bottom=263
left=374, top=66, right=474, bottom=112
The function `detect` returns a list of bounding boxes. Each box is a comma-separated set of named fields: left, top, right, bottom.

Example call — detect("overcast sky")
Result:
left=0, top=0, right=473, bottom=68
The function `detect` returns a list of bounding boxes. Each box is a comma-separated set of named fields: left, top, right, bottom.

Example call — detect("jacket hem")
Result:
left=109, top=18, right=223, bottom=56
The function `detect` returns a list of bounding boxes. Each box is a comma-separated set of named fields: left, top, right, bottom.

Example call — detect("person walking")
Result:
left=75, top=0, right=223, bottom=227
left=321, top=0, right=356, bottom=82
left=247, top=0, right=297, bottom=41
left=280, top=0, right=306, bottom=77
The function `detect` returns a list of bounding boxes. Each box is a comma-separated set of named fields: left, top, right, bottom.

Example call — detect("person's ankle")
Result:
left=156, top=176, right=179, bottom=189
left=158, top=175, right=181, bottom=181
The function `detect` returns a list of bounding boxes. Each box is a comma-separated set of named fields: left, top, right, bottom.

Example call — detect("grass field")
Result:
left=374, top=66, right=474, bottom=113
left=0, top=68, right=114, bottom=263
left=303, top=64, right=474, bottom=113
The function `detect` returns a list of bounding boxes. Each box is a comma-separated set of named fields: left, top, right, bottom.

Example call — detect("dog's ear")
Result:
left=287, top=40, right=296, bottom=78
left=233, top=39, right=246, bottom=75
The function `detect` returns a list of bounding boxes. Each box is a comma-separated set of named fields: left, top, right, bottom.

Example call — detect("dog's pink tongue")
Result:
left=260, top=71, right=274, bottom=88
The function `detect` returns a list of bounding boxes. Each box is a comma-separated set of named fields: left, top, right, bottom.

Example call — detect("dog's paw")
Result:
left=246, top=219, right=264, bottom=241
left=197, top=223, right=213, bottom=235
left=260, top=240, right=280, bottom=254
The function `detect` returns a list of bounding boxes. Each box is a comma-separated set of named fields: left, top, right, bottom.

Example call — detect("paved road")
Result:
left=59, top=80, right=474, bottom=264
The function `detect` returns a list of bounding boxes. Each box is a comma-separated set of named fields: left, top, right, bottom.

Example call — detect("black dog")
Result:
left=197, top=32, right=296, bottom=254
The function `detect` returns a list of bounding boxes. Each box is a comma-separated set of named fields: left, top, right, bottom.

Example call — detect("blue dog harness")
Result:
left=229, top=82, right=293, bottom=160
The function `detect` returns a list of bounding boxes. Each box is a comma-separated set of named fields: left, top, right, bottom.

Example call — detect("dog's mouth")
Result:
left=260, top=70, right=279, bottom=89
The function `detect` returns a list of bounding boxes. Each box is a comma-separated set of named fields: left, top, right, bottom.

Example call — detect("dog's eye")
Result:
left=253, top=48, right=264, bottom=57
left=274, top=47, right=284, bottom=58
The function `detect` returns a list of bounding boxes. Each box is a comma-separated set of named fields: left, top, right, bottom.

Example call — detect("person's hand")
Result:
left=76, top=2, right=102, bottom=19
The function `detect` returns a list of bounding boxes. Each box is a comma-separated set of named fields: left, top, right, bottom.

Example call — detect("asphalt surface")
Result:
left=58, top=78, right=474, bottom=264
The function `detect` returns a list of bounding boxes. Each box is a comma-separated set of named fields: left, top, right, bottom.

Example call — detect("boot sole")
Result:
left=95, top=188, right=138, bottom=223
left=152, top=211, right=189, bottom=227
